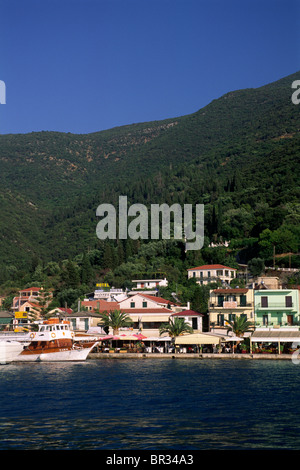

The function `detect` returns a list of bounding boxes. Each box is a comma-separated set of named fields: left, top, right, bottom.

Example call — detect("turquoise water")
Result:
left=0, top=358, right=299, bottom=450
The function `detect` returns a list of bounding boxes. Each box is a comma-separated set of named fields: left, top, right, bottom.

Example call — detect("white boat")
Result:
left=0, top=340, right=24, bottom=364
left=15, top=318, right=99, bottom=362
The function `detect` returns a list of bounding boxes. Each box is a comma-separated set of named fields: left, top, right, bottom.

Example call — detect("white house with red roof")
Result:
left=117, top=293, right=185, bottom=337
left=12, top=287, right=53, bottom=313
left=120, top=293, right=179, bottom=311
left=171, top=310, right=204, bottom=331
left=78, top=293, right=194, bottom=338
left=187, top=264, right=237, bottom=286
left=48, top=307, right=73, bottom=316
left=131, top=278, right=168, bottom=291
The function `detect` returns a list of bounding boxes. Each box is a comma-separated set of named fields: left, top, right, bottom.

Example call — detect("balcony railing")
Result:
left=210, top=302, right=253, bottom=309
left=256, top=302, right=294, bottom=309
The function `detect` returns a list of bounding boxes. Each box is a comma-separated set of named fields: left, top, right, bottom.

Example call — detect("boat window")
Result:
left=40, top=326, right=45, bottom=332
left=56, top=325, right=60, bottom=330
left=46, top=326, right=50, bottom=331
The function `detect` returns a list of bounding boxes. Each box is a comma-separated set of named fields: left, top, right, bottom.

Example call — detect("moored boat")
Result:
left=15, top=318, right=99, bottom=362
left=0, top=340, right=24, bottom=364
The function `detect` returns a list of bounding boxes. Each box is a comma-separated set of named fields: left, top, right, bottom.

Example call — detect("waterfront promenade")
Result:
left=89, top=352, right=294, bottom=360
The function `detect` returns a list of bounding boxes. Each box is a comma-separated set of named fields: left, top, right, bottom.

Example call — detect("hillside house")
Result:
left=131, top=278, right=168, bottom=291
left=12, top=287, right=53, bottom=313
left=187, top=264, right=237, bottom=286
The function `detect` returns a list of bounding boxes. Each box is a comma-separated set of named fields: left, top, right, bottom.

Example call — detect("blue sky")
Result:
left=1, top=0, right=299, bottom=135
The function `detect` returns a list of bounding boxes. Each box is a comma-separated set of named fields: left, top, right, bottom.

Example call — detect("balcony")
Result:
left=255, top=324, right=300, bottom=331
left=210, top=302, right=253, bottom=309
left=256, top=302, right=294, bottom=310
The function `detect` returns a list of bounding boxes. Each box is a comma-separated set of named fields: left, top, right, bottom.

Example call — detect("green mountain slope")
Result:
left=0, top=71, right=299, bottom=270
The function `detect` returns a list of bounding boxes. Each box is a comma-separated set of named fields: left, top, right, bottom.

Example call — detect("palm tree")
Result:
left=98, top=309, right=133, bottom=335
left=226, top=315, right=254, bottom=337
left=159, top=317, right=193, bottom=346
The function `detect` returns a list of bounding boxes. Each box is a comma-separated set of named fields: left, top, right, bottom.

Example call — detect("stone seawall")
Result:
left=89, top=352, right=293, bottom=360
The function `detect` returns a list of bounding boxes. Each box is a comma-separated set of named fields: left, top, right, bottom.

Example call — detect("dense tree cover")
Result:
left=0, top=72, right=299, bottom=309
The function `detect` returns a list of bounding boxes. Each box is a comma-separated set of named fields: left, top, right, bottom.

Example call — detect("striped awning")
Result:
left=251, top=331, right=300, bottom=343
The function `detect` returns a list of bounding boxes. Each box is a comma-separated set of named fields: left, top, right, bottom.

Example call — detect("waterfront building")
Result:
left=62, top=311, right=106, bottom=332
left=118, top=293, right=176, bottom=337
left=170, top=310, right=203, bottom=332
left=119, top=293, right=179, bottom=311
left=208, top=288, right=254, bottom=334
left=254, top=288, right=300, bottom=328
left=187, top=264, right=237, bottom=286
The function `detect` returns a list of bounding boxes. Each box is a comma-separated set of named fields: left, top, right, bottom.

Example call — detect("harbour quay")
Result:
left=88, top=352, right=294, bottom=360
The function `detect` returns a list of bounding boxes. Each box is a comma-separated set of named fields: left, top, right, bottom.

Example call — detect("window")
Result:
left=207, top=271, right=210, bottom=278
left=142, top=322, right=163, bottom=329
left=142, top=301, right=147, bottom=308
left=240, top=295, right=247, bottom=307
left=285, top=296, right=293, bottom=307
left=229, top=314, right=236, bottom=322
left=261, top=296, right=268, bottom=307
left=130, top=302, right=135, bottom=308
left=217, top=295, right=224, bottom=307
left=217, top=314, right=224, bottom=326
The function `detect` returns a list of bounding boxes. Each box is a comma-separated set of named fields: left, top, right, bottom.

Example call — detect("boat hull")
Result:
left=0, top=341, right=24, bottom=364
left=15, top=343, right=99, bottom=362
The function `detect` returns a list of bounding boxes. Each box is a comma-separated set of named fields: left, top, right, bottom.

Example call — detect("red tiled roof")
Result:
left=58, top=307, right=73, bottom=314
left=187, top=264, right=237, bottom=271
left=213, top=288, right=248, bottom=294
left=19, top=287, right=41, bottom=292
left=138, top=293, right=178, bottom=305
left=81, top=300, right=120, bottom=312
left=24, top=301, right=42, bottom=309
left=119, top=308, right=173, bottom=314
left=171, top=310, right=203, bottom=316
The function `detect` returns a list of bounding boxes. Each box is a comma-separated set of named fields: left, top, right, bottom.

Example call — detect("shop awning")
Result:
left=251, top=331, right=300, bottom=343
left=175, top=333, right=226, bottom=345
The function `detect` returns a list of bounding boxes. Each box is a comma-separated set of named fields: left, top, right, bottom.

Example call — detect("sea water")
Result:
left=0, top=358, right=299, bottom=450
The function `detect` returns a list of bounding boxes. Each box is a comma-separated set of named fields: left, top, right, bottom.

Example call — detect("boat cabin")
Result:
left=30, top=318, right=74, bottom=342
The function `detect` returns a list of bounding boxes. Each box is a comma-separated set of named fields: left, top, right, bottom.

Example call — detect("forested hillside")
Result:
left=0, top=71, right=299, bottom=308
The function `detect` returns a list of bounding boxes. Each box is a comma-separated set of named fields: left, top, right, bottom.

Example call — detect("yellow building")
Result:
left=208, top=288, right=254, bottom=334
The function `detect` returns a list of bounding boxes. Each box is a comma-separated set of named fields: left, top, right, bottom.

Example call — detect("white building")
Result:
left=187, top=264, right=237, bottom=286
left=131, top=278, right=168, bottom=290
left=170, top=310, right=203, bottom=332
